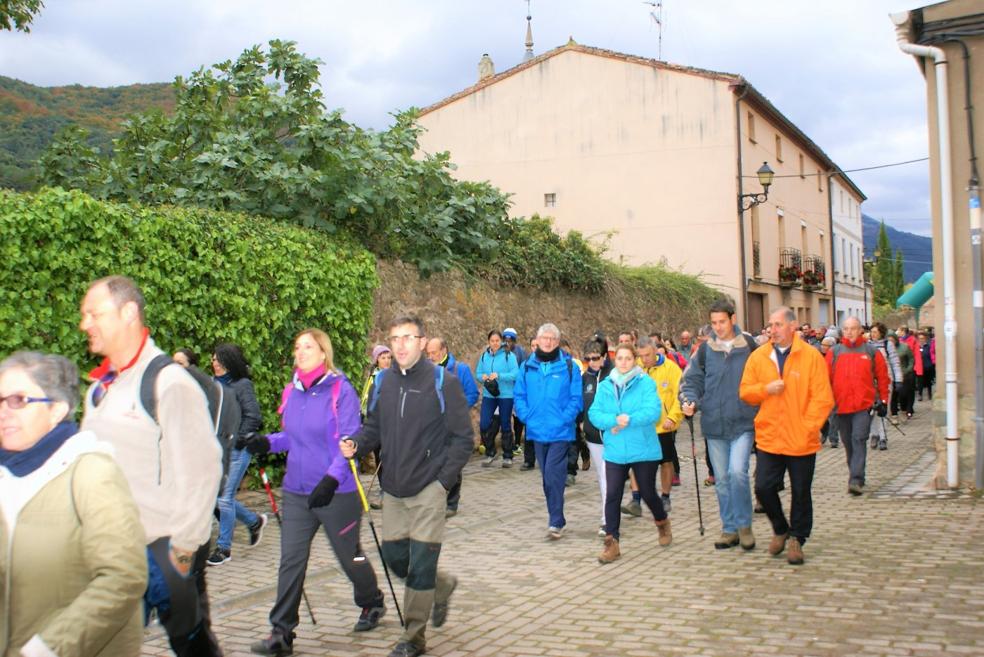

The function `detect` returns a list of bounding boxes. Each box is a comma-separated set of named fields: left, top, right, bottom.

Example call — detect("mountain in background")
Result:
left=861, top=214, right=933, bottom=284
left=0, top=75, right=175, bottom=190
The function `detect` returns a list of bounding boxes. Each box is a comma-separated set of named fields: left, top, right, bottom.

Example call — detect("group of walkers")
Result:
left=0, top=271, right=932, bottom=657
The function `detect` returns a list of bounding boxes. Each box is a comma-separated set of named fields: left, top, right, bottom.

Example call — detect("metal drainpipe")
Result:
left=734, top=83, right=750, bottom=329
left=972, top=182, right=983, bottom=489
left=826, top=172, right=836, bottom=326
left=892, top=13, right=959, bottom=488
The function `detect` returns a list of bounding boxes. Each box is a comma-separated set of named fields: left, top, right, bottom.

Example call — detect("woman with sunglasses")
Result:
left=0, top=351, right=146, bottom=656
left=207, top=342, right=267, bottom=566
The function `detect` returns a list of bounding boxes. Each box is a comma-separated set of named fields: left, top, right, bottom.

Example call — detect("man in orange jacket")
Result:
left=826, top=317, right=889, bottom=496
left=740, top=307, right=834, bottom=565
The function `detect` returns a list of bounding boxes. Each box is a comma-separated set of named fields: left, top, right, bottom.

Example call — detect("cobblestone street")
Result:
left=141, top=399, right=983, bottom=657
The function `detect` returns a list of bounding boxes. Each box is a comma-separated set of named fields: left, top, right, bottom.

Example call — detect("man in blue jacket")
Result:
left=513, top=323, right=583, bottom=540
left=427, top=337, right=479, bottom=518
left=680, top=299, right=759, bottom=551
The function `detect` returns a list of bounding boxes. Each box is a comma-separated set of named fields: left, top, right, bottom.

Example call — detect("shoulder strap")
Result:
left=139, top=354, right=174, bottom=424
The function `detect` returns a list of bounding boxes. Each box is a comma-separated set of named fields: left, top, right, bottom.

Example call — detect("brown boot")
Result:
left=655, top=518, right=672, bottom=546
left=598, top=535, right=620, bottom=563
left=738, top=526, right=756, bottom=550
left=768, top=532, right=788, bottom=556
left=786, top=537, right=804, bottom=565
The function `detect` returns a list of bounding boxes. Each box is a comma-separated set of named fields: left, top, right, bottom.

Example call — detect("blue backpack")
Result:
left=368, top=365, right=445, bottom=414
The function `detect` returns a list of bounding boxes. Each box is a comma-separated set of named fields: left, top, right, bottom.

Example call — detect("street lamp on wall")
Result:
left=739, top=162, right=775, bottom=212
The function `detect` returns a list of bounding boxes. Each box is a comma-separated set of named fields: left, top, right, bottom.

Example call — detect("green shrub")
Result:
left=0, top=187, right=378, bottom=436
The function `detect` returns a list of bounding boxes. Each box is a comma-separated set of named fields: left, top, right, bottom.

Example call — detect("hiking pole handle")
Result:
left=348, top=458, right=371, bottom=514
left=259, top=467, right=316, bottom=625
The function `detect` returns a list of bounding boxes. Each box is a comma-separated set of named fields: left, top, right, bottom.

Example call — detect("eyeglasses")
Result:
left=388, top=334, right=422, bottom=346
left=0, top=394, right=52, bottom=410
left=586, top=355, right=604, bottom=362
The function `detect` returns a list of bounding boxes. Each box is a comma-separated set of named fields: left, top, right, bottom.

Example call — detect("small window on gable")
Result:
left=747, top=112, right=756, bottom=143
left=544, top=193, right=556, bottom=208
left=775, top=135, right=783, bottom=162
left=798, top=153, right=805, bottom=178
left=817, top=170, right=823, bottom=193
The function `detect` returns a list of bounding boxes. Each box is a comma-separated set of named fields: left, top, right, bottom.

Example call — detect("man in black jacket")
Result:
left=341, top=315, right=473, bottom=657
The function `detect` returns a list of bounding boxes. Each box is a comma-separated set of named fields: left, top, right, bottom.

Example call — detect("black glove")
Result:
left=874, top=400, right=888, bottom=417
left=308, top=474, right=339, bottom=509
left=240, top=432, right=270, bottom=455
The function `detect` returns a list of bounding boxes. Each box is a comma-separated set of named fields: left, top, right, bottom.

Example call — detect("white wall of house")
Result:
left=830, top=176, right=869, bottom=324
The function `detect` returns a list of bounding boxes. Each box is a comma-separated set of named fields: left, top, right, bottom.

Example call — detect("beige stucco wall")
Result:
left=918, top=0, right=983, bottom=487
left=417, top=49, right=742, bottom=302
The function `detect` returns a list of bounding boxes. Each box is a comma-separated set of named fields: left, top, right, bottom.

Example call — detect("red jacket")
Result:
left=825, top=337, right=890, bottom=415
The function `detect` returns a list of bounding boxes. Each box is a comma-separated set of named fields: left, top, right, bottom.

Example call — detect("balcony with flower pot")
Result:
left=802, top=255, right=826, bottom=291
left=778, top=248, right=802, bottom=288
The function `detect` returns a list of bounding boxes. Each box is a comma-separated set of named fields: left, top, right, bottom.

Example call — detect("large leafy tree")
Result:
left=41, top=40, right=510, bottom=276
left=0, top=0, right=43, bottom=31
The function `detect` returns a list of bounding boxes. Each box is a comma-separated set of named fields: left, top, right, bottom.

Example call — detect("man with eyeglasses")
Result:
left=513, top=323, right=583, bottom=540
left=341, top=315, right=473, bottom=657
left=78, top=275, right=223, bottom=656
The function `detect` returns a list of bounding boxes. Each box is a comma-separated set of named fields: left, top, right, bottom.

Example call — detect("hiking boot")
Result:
left=598, top=535, right=620, bottom=563
left=878, top=439, right=887, bottom=451
left=738, top=526, right=756, bottom=550
left=829, top=441, right=840, bottom=448
left=870, top=435, right=879, bottom=449
left=354, top=603, right=386, bottom=631
left=206, top=547, right=231, bottom=566
left=581, top=458, right=590, bottom=471
left=714, top=532, right=739, bottom=550
left=565, top=474, right=576, bottom=487
left=848, top=483, right=864, bottom=496
left=520, top=462, right=535, bottom=471
left=388, top=641, right=425, bottom=657
left=768, top=532, right=788, bottom=556
left=660, top=493, right=672, bottom=514
left=481, top=456, right=496, bottom=468
left=432, top=576, right=457, bottom=627
left=704, top=475, right=715, bottom=486
left=444, top=508, right=457, bottom=519
left=621, top=500, right=642, bottom=517
left=672, top=474, right=682, bottom=487
left=787, top=537, right=805, bottom=565
left=251, top=634, right=293, bottom=656
left=655, top=518, right=672, bottom=546
left=502, top=458, right=513, bottom=468
left=248, top=514, right=268, bottom=548
left=547, top=526, right=565, bottom=540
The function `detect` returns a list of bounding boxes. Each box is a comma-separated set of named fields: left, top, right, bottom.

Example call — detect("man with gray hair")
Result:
left=513, top=323, right=583, bottom=540
left=79, top=275, right=224, bottom=656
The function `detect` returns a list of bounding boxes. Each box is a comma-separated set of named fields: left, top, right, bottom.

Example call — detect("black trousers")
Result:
left=604, top=460, right=666, bottom=540
left=567, top=426, right=590, bottom=476
left=754, top=449, right=816, bottom=544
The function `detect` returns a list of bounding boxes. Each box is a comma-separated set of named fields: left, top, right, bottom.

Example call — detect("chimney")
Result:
left=478, top=53, right=495, bottom=81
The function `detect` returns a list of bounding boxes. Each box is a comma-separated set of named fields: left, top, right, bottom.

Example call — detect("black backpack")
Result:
left=140, top=354, right=242, bottom=489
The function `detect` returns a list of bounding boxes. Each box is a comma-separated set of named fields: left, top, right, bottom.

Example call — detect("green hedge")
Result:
left=0, top=187, right=378, bottom=437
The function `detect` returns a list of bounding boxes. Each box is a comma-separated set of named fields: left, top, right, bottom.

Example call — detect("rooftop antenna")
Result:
left=524, top=0, right=534, bottom=61
left=644, top=1, right=664, bottom=60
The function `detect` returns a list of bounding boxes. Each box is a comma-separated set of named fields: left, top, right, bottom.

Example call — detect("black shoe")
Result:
left=251, top=634, right=293, bottom=656
left=354, top=603, right=386, bottom=631
left=206, top=547, right=231, bottom=566
left=248, top=513, right=268, bottom=548
left=388, top=641, right=425, bottom=657
left=565, top=474, right=576, bottom=487
left=432, top=575, right=458, bottom=627
left=445, top=508, right=457, bottom=518
left=878, top=440, right=887, bottom=451
left=520, top=462, right=535, bottom=471
left=829, top=441, right=840, bottom=448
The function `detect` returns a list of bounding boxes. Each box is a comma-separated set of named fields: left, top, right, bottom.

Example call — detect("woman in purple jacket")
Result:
left=245, top=329, right=385, bottom=657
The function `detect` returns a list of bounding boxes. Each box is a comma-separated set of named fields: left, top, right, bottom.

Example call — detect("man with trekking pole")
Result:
left=680, top=300, right=758, bottom=551
left=340, top=315, right=473, bottom=657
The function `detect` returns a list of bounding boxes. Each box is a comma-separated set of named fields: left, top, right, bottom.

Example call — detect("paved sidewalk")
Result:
left=141, top=398, right=982, bottom=657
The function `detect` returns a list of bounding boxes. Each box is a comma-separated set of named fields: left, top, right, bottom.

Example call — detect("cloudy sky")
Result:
left=1, top=0, right=934, bottom=235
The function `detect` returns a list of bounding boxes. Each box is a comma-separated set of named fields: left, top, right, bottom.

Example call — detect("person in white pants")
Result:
left=578, top=340, right=613, bottom=537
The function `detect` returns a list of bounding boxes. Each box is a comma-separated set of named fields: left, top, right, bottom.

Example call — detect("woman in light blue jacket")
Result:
left=475, top=329, right=520, bottom=466
left=589, top=343, right=671, bottom=562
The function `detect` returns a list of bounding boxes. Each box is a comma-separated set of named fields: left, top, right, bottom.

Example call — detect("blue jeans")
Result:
left=705, top=431, right=754, bottom=533
left=534, top=440, right=570, bottom=529
left=479, top=396, right=514, bottom=458
left=217, top=448, right=259, bottom=550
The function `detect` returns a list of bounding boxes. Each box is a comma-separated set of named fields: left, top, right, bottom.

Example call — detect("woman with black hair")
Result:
left=207, top=342, right=267, bottom=566
left=475, top=329, right=520, bottom=467
left=172, top=348, right=199, bottom=368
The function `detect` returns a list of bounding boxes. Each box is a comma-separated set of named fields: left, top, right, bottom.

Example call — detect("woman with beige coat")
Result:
left=0, top=352, right=146, bottom=657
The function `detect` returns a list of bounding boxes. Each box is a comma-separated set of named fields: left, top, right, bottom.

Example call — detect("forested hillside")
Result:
left=0, top=75, right=174, bottom=189
left=861, top=214, right=933, bottom=284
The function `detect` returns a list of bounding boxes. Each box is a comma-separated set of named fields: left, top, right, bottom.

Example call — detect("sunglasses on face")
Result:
left=586, top=355, right=604, bottom=362
left=0, top=394, right=52, bottom=410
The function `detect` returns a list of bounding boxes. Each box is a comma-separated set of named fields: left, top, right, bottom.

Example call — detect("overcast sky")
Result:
left=0, top=0, right=935, bottom=235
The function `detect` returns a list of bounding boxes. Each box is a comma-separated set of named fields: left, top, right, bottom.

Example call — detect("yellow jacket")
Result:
left=739, top=335, right=834, bottom=456
left=644, top=358, right=684, bottom=433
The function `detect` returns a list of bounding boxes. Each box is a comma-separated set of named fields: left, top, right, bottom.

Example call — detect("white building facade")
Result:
left=830, top=177, right=870, bottom=324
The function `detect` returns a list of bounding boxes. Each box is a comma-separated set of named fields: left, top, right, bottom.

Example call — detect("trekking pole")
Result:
left=685, top=415, right=705, bottom=536
left=884, top=415, right=906, bottom=437
left=348, top=457, right=404, bottom=628
left=259, top=468, right=316, bottom=625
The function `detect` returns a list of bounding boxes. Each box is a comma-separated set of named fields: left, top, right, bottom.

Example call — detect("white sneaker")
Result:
left=597, top=525, right=607, bottom=538
left=547, top=526, right=565, bottom=540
